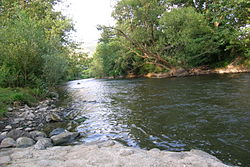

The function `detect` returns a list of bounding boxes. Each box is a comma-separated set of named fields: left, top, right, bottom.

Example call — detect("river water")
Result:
left=61, top=73, right=250, bottom=166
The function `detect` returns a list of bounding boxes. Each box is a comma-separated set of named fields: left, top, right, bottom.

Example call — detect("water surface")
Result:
left=62, top=74, right=250, bottom=166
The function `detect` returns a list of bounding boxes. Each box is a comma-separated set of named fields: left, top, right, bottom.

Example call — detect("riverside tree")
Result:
left=0, top=0, right=83, bottom=88
left=91, top=0, right=250, bottom=77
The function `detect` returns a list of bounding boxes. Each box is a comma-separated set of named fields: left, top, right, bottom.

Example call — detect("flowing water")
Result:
left=60, top=73, right=250, bottom=166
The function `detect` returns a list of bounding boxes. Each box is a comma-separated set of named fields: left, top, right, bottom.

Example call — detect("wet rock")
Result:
left=34, top=138, right=53, bottom=150
left=51, top=132, right=79, bottom=145
left=0, top=137, right=16, bottom=148
left=16, top=137, right=35, bottom=148
left=30, top=131, right=47, bottom=141
left=7, top=129, right=32, bottom=140
left=49, top=128, right=67, bottom=137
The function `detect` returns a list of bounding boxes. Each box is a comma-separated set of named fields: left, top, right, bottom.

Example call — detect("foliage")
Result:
left=159, top=7, right=219, bottom=67
left=0, top=0, right=78, bottom=88
left=91, top=0, right=249, bottom=77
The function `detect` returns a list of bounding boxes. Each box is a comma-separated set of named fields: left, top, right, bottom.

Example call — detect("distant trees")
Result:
left=0, top=0, right=87, bottom=88
left=91, top=0, right=250, bottom=77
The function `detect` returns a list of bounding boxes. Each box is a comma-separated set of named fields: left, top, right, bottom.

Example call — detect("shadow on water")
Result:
left=57, top=74, right=250, bottom=166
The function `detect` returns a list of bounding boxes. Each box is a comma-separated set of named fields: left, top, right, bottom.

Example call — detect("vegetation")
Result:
left=91, top=0, right=250, bottom=77
left=0, top=0, right=90, bottom=115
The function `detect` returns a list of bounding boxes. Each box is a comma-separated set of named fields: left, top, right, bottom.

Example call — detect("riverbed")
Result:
left=59, top=73, right=250, bottom=166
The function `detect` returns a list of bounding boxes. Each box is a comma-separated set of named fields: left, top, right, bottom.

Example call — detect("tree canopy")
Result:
left=91, top=0, right=250, bottom=77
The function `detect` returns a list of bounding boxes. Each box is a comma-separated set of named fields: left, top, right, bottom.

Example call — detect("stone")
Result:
left=120, top=149, right=135, bottom=156
left=25, top=127, right=34, bottom=132
left=50, top=112, right=63, bottom=122
left=7, top=107, right=13, bottom=111
left=30, top=131, right=47, bottom=141
left=0, top=135, right=7, bottom=143
left=49, top=128, right=67, bottom=137
left=16, top=137, right=35, bottom=148
left=1, top=132, right=7, bottom=136
left=98, top=140, right=115, bottom=148
left=0, top=137, right=16, bottom=148
left=7, top=129, right=32, bottom=140
left=5, top=125, right=12, bottom=130
left=51, top=132, right=79, bottom=145
left=0, top=156, right=11, bottom=165
left=34, top=138, right=53, bottom=150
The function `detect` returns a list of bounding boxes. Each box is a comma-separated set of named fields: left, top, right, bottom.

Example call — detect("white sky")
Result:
left=55, top=0, right=115, bottom=55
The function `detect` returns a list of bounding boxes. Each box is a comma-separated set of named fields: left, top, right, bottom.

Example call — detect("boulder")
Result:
left=16, top=137, right=35, bottom=148
left=30, top=131, right=47, bottom=141
left=51, top=132, right=79, bottom=145
left=49, top=128, right=67, bottom=137
left=0, top=137, right=16, bottom=148
left=7, top=129, right=32, bottom=140
left=34, top=138, right=53, bottom=150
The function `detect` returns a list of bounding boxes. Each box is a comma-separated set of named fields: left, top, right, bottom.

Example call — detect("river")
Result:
left=59, top=73, right=250, bottom=166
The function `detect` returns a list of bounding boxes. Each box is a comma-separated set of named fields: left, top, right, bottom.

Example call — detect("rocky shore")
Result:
left=0, top=140, right=231, bottom=167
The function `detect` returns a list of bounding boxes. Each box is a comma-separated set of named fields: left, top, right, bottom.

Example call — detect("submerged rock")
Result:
left=16, top=137, right=35, bottom=148
left=51, top=132, right=79, bottom=145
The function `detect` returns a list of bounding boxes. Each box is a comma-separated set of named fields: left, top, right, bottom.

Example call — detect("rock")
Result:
left=0, top=135, right=7, bottom=143
left=45, top=115, right=52, bottom=122
left=5, top=125, right=12, bottom=130
left=26, top=112, right=35, bottom=120
left=98, top=140, right=115, bottom=148
left=34, top=138, right=53, bottom=150
left=7, top=129, right=32, bottom=140
left=120, top=149, right=135, bottom=156
left=1, top=132, right=7, bottom=136
left=49, top=128, right=67, bottom=137
left=50, top=112, right=63, bottom=122
left=51, top=132, right=79, bottom=145
left=0, top=137, right=16, bottom=148
left=0, top=156, right=11, bottom=165
left=7, top=107, right=13, bottom=112
left=25, top=127, right=34, bottom=132
left=30, top=131, right=47, bottom=141
left=16, top=137, right=35, bottom=148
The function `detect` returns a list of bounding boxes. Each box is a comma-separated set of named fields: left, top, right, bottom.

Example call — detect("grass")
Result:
left=0, top=87, right=45, bottom=117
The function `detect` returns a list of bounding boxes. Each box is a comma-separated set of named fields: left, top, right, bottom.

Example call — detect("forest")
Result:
left=91, top=0, right=249, bottom=77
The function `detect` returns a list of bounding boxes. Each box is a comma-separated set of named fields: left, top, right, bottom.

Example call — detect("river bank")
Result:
left=0, top=140, right=230, bottom=167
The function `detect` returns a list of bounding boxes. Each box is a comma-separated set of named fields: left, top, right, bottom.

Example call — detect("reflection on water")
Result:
left=63, top=74, right=250, bottom=166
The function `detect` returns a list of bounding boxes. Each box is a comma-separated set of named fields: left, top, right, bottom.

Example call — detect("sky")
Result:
left=55, top=0, right=115, bottom=55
